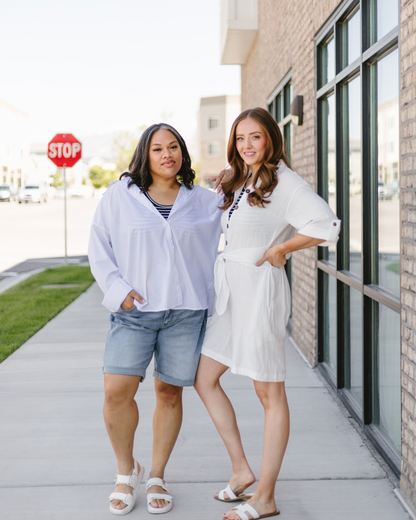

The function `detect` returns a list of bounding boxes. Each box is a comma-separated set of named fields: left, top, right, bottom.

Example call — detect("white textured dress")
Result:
left=201, top=162, right=341, bottom=382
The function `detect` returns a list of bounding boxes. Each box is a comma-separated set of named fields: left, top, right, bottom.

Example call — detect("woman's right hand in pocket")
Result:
left=121, top=290, right=146, bottom=310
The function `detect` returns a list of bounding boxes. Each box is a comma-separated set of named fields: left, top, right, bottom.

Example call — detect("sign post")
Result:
left=47, top=134, right=82, bottom=264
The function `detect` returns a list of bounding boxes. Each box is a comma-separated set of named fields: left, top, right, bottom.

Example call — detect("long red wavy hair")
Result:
left=220, top=107, right=290, bottom=210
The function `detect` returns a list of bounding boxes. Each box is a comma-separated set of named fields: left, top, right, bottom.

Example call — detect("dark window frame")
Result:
left=315, top=0, right=401, bottom=476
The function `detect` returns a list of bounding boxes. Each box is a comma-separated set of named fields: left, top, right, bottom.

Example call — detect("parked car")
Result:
left=18, top=185, right=47, bottom=204
left=0, top=185, right=13, bottom=202
left=378, top=181, right=395, bottom=200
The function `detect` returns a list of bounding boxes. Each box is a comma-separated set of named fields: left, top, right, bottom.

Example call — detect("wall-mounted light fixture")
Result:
left=290, top=95, right=304, bottom=126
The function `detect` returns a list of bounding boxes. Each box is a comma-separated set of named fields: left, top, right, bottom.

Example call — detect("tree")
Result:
left=112, top=126, right=147, bottom=173
left=50, top=171, right=63, bottom=188
left=89, top=166, right=118, bottom=190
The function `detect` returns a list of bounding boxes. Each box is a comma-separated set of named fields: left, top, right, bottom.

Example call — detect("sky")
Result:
left=0, top=0, right=241, bottom=147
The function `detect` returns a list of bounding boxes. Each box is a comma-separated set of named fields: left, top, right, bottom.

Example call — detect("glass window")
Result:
left=320, top=36, right=335, bottom=88
left=284, top=123, right=293, bottom=163
left=207, top=142, right=220, bottom=156
left=345, top=285, right=363, bottom=408
left=323, top=272, right=337, bottom=376
left=377, top=50, right=399, bottom=296
left=284, top=83, right=292, bottom=118
left=348, top=10, right=361, bottom=65
left=208, top=117, right=219, bottom=130
left=348, top=76, right=362, bottom=278
left=373, top=303, right=401, bottom=456
left=320, top=94, right=336, bottom=265
left=276, top=93, right=282, bottom=122
left=377, top=0, right=399, bottom=41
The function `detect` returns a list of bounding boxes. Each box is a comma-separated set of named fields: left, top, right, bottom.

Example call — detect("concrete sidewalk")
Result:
left=0, top=283, right=411, bottom=519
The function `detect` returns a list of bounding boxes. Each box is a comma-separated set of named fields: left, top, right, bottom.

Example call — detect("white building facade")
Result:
left=0, top=100, right=29, bottom=190
left=198, top=95, right=241, bottom=187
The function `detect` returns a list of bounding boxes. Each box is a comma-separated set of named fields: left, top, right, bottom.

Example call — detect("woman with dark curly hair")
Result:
left=88, top=123, right=222, bottom=516
left=195, top=108, right=340, bottom=520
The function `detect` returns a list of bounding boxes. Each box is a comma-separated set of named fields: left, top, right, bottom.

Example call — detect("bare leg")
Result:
left=103, top=373, right=142, bottom=511
left=224, top=381, right=290, bottom=520
left=148, top=378, right=183, bottom=509
left=194, top=355, right=256, bottom=498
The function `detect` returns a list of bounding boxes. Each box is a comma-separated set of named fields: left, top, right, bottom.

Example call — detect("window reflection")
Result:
left=377, top=50, right=399, bottom=296
left=377, top=0, right=398, bottom=41
left=348, top=10, right=361, bottom=65
left=348, top=77, right=362, bottom=278
left=328, top=95, right=336, bottom=263
left=374, top=304, right=401, bottom=456
left=321, top=37, right=335, bottom=86
left=323, top=273, right=337, bottom=376
left=345, top=286, right=363, bottom=408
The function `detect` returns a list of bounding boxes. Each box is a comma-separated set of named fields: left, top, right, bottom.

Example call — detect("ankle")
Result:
left=118, top=457, right=135, bottom=476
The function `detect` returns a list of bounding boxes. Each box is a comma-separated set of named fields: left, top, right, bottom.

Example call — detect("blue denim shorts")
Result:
left=103, top=307, right=208, bottom=387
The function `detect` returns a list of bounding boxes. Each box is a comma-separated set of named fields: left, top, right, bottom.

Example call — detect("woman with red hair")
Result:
left=195, top=107, right=340, bottom=520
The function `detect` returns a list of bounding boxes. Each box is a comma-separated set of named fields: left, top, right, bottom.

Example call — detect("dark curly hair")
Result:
left=120, top=123, right=195, bottom=191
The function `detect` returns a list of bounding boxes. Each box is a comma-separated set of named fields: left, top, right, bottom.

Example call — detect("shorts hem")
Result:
left=103, top=366, right=146, bottom=380
left=153, top=370, right=194, bottom=387
left=201, top=348, right=285, bottom=382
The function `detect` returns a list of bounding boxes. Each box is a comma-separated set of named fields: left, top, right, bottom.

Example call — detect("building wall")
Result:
left=240, top=0, right=340, bottom=365
left=0, top=100, right=29, bottom=189
left=198, top=95, right=241, bottom=187
left=400, top=0, right=416, bottom=507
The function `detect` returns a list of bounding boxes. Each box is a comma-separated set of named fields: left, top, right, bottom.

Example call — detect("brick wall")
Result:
left=241, top=0, right=340, bottom=365
left=400, top=0, right=416, bottom=508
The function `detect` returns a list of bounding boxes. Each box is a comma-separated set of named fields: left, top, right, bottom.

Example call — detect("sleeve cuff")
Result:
left=298, top=218, right=341, bottom=247
left=102, top=277, right=133, bottom=313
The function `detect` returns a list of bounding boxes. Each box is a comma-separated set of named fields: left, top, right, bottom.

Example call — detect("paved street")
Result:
left=0, top=196, right=100, bottom=273
left=0, top=283, right=411, bottom=519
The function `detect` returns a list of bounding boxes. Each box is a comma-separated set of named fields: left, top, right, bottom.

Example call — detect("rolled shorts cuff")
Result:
left=153, top=369, right=194, bottom=388
left=103, top=365, right=146, bottom=381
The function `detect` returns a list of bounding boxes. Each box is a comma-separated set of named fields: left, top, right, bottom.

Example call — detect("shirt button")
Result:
left=227, top=224, right=229, bottom=228
left=333, top=222, right=337, bottom=226
left=235, top=205, right=239, bottom=210
left=246, top=189, right=250, bottom=193
left=226, top=241, right=228, bottom=245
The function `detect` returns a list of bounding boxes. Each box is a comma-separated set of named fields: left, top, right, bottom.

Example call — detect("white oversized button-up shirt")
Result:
left=88, top=178, right=222, bottom=314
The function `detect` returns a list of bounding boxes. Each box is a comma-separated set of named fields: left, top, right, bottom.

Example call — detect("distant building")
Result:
left=0, top=100, right=29, bottom=189
left=198, top=95, right=241, bottom=187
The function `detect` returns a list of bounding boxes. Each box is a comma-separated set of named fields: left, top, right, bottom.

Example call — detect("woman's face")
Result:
left=148, top=129, right=183, bottom=181
left=235, top=117, right=267, bottom=173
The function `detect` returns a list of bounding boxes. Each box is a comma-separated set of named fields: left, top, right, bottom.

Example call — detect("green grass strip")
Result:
left=0, top=266, right=94, bottom=363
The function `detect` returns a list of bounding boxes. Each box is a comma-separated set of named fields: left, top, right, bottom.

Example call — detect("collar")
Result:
left=121, top=179, right=195, bottom=220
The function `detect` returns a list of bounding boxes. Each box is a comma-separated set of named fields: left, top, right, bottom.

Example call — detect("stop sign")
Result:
left=48, top=134, right=82, bottom=167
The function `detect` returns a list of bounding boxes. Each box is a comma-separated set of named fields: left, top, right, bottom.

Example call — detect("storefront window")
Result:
left=377, top=50, right=399, bottom=296
left=348, top=76, right=362, bottom=278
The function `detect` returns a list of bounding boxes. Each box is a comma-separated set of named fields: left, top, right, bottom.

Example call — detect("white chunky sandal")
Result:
left=146, top=477, right=173, bottom=514
left=228, top=502, right=280, bottom=519
left=215, top=484, right=254, bottom=502
left=109, top=460, right=145, bottom=516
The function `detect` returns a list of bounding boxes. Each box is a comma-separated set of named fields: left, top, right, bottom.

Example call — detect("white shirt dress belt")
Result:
left=214, top=246, right=268, bottom=316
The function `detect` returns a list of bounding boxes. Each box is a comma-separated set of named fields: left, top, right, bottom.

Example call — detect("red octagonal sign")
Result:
left=48, top=133, right=82, bottom=168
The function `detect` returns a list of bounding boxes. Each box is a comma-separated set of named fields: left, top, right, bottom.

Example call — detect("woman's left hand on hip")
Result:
left=256, top=245, right=287, bottom=268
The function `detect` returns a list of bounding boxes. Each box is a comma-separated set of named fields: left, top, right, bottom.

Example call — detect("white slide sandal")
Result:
left=109, top=460, right=145, bottom=515
left=146, top=477, right=173, bottom=514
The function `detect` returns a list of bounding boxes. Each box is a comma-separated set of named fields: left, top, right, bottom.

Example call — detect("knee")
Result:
left=194, top=374, right=220, bottom=398
left=255, top=383, right=287, bottom=410
left=104, top=383, right=132, bottom=408
left=155, top=381, right=183, bottom=408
